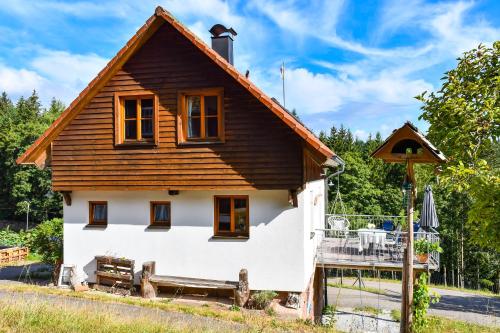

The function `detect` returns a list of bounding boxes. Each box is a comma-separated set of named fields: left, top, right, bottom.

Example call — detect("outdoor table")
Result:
left=357, top=228, right=387, bottom=253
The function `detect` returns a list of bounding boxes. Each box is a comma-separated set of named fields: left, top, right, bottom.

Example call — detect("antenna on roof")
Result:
left=280, top=61, right=286, bottom=108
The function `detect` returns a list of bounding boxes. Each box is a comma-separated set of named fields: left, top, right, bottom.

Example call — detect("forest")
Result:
left=0, top=44, right=498, bottom=292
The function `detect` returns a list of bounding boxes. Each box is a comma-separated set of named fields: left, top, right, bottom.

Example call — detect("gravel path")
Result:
left=328, top=278, right=500, bottom=327
left=0, top=285, right=246, bottom=332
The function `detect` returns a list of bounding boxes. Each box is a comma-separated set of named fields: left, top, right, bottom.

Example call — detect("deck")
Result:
left=315, top=214, right=440, bottom=272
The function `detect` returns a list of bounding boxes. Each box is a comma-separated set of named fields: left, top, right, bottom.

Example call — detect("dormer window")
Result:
left=114, top=91, right=159, bottom=146
left=177, top=88, right=224, bottom=144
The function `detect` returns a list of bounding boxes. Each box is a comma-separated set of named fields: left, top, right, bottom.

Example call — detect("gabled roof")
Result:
left=371, top=122, right=446, bottom=163
left=17, top=6, right=335, bottom=166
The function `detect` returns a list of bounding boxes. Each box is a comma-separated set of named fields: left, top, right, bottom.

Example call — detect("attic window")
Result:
left=177, top=88, right=224, bottom=144
left=114, top=92, right=159, bottom=146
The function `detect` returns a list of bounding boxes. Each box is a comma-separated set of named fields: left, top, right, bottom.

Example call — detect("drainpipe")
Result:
left=322, top=155, right=345, bottom=309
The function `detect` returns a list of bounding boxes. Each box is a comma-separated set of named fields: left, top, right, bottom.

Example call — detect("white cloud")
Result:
left=0, top=0, right=135, bottom=19
left=248, top=0, right=433, bottom=58
left=164, top=0, right=242, bottom=26
left=253, top=66, right=432, bottom=116
left=0, top=49, right=108, bottom=107
left=0, top=64, right=45, bottom=95
left=31, top=50, right=107, bottom=88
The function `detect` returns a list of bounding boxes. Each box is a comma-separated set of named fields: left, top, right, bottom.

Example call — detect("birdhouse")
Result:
left=371, top=122, right=446, bottom=164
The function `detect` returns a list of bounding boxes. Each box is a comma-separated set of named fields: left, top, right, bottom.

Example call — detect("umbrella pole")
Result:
left=401, top=161, right=415, bottom=333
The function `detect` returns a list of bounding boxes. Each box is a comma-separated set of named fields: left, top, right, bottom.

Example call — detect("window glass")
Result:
left=124, top=100, right=137, bottom=118
left=234, top=199, right=247, bottom=233
left=206, top=117, right=218, bottom=137
left=205, top=96, right=218, bottom=116
left=153, top=203, right=170, bottom=224
left=91, top=202, right=107, bottom=224
left=141, top=99, right=153, bottom=117
left=125, top=120, right=137, bottom=140
left=187, top=96, right=201, bottom=116
left=217, top=198, right=231, bottom=231
left=141, top=99, right=154, bottom=139
left=187, top=96, right=201, bottom=138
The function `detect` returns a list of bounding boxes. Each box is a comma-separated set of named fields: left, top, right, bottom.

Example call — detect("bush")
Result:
left=28, top=218, right=63, bottom=266
left=251, top=290, right=278, bottom=309
left=480, top=279, right=494, bottom=290
left=413, top=273, right=440, bottom=332
left=0, top=227, right=27, bottom=247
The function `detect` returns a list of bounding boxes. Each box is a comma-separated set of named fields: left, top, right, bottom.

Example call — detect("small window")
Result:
left=214, top=196, right=249, bottom=237
left=150, top=201, right=171, bottom=227
left=114, top=92, right=159, bottom=146
left=89, top=201, right=107, bottom=225
left=178, top=88, right=224, bottom=143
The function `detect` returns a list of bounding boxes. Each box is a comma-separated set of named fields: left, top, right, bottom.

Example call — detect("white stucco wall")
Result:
left=302, top=179, right=325, bottom=287
left=64, top=189, right=315, bottom=292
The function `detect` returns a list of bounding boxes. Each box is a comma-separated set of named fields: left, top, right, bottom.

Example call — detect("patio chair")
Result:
left=385, top=225, right=403, bottom=261
left=382, top=220, right=395, bottom=231
left=327, top=215, right=359, bottom=254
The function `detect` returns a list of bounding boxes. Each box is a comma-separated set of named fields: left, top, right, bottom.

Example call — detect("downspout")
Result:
left=322, top=155, right=345, bottom=310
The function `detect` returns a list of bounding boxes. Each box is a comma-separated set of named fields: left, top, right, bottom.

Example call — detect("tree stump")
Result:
left=141, top=261, right=156, bottom=299
left=235, top=268, right=250, bottom=307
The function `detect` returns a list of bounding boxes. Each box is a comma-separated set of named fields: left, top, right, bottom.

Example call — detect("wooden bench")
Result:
left=141, top=261, right=250, bottom=307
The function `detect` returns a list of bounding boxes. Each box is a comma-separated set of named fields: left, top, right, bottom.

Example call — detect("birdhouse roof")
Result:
left=371, top=122, right=446, bottom=163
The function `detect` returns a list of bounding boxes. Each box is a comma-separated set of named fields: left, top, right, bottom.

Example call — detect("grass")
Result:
left=424, top=316, right=500, bottom=333
left=327, top=282, right=391, bottom=297
left=389, top=309, right=498, bottom=333
left=328, top=277, right=499, bottom=298
left=390, top=309, right=401, bottom=322
left=0, top=299, right=203, bottom=333
left=0, top=283, right=337, bottom=332
left=353, top=306, right=382, bottom=316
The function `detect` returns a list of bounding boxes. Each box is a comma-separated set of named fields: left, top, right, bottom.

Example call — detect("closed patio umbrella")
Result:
left=420, top=185, right=439, bottom=228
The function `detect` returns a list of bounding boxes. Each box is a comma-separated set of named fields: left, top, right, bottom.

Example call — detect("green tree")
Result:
left=417, top=42, right=500, bottom=251
left=0, top=92, right=64, bottom=223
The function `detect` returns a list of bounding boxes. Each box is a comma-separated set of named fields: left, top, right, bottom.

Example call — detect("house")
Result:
left=17, top=6, right=342, bottom=319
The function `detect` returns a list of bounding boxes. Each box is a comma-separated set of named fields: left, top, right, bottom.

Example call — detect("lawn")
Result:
left=0, top=299, right=205, bottom=333
left=0, top=283, right=335, bottom=332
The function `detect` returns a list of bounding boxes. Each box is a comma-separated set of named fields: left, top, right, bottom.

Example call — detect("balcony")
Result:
left=316, top=214, right=440, bottom=271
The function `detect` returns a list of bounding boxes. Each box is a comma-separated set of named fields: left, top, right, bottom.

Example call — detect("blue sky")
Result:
left=0, top=0, right=498, bottom=139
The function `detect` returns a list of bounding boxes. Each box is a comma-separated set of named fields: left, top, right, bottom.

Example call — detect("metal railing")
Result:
left=326, top=214, right=406, bottom=230
left=316, top=217, right=440, bottom=269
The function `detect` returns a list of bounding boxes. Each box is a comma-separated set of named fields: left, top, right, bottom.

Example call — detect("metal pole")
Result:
left=25, top=201, right=30, bottom=231
left=281, top=61, right=286, bottom=108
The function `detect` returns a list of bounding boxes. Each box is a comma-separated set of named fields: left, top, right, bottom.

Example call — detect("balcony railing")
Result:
left=316, top=214, right=440, bottom=270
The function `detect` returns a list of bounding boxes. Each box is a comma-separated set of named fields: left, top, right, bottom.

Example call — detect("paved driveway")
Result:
left=328, top=278, right=500, bottom=327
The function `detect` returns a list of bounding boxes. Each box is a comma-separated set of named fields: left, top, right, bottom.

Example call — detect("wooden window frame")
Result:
left=150, top=201, right=171, bottom=227
left=114, top=91, right=159, bottom=147
left=177, top=87, right=224, bottom=144
left=89, top=201, right=108, bottom=226
left=214, top=195, right=249, bottom=237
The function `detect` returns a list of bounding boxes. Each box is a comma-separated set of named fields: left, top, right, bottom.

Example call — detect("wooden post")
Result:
left=235, top=268, right=250, bottom=307
left=401, top=161, right=415, bottom=333
left=141, top=261, right=156, bottom=299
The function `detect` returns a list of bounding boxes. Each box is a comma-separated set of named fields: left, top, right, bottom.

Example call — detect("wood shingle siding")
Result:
left=51, top=23, right=304, bottom=191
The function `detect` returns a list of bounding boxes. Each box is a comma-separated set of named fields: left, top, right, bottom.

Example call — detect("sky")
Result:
left=0, top=0, right=498, bottom=139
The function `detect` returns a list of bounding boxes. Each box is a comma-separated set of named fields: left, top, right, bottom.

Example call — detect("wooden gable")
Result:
left=17, top=7, right=336, bottom=192
left=50, top=19, right=309, bottom=191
